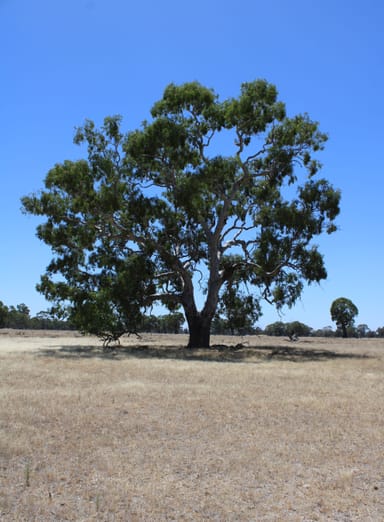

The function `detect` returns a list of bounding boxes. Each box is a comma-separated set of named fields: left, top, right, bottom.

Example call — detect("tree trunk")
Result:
left=342, top=324, right=348, bottom=338
left=186, top=312, right=213, bottom=348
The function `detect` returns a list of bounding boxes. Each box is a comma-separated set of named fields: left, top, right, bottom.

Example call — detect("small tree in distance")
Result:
left=356, top=324, right=372, bottom=338
left=264, top=321, right=287, bottom=336
left=264, top=321, right=312, bottom=337
left=330, top=297, right=358, bottom=338
left=22, top=80, right=341, bottom=348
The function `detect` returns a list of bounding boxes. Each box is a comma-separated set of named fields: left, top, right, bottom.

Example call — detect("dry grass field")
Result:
left=0, top=330, right=383, bottom=521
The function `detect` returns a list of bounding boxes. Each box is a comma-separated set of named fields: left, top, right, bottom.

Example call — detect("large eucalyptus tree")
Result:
left=22, top=80, right=340, bottom=347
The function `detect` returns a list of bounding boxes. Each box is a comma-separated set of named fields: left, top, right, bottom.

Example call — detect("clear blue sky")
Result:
left=1, top=0, right=383, bottom=330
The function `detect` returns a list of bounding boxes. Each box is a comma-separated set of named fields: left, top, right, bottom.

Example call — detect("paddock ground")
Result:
left=0, top=331, right=383, bottom=520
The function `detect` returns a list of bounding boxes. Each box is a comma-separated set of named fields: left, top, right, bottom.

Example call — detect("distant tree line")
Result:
left=1, top=299, right=383, bottom=338
left=0, top=302, right=72, bottom=330
left=0, top=301, right=185, bottom=334
left=139, top=313, right=185, bottom=334
left=263, top=321, right=382, bottom=338
left=212, top=319, right=383, bottom=338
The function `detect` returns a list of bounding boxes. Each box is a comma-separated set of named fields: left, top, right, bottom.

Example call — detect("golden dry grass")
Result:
left=0, top=331, right=383, bottom=521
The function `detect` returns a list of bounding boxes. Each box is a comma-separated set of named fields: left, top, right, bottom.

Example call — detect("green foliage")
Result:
left=0, top=301, right=71, bottom=330
left=152, top=313, right=185, bottom=334
left=217, top=287, right=260, bottom=335
left=286, top=321, right=313, bottom=337
left=6, top=304, right=31, bottom=329
left=376, top=327, right=384, bottom=338
left=264, top=321, right=312, bottom=337
left=215, top=262, right=261, bottom=335
left=311, top=326, right=335, bottom=337
left=22, top=80, right=341, bottom=347
left=0, top=301, right=9, bottom=328
left=356, top=324, right=372, bottom=338
left=264, top=321, right=288, bottom=336
left=330, top=297, right=359, bottom=338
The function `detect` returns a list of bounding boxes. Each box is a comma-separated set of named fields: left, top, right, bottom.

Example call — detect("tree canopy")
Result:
left=22, top=80, right=341, bottom=347
left=330, top=297, right=358, bottom=338
left=264, top=321, right=312, bottom=338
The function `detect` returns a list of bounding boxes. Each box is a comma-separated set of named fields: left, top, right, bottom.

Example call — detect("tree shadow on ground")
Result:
left=37, top=342, right=371, bottom=363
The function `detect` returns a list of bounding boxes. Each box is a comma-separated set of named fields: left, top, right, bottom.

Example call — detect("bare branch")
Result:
left=154, top=271, right=177, bottom=280
left=148, top=292, right=182, bottom=305
left=243, top=145, right=268, bottom=165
